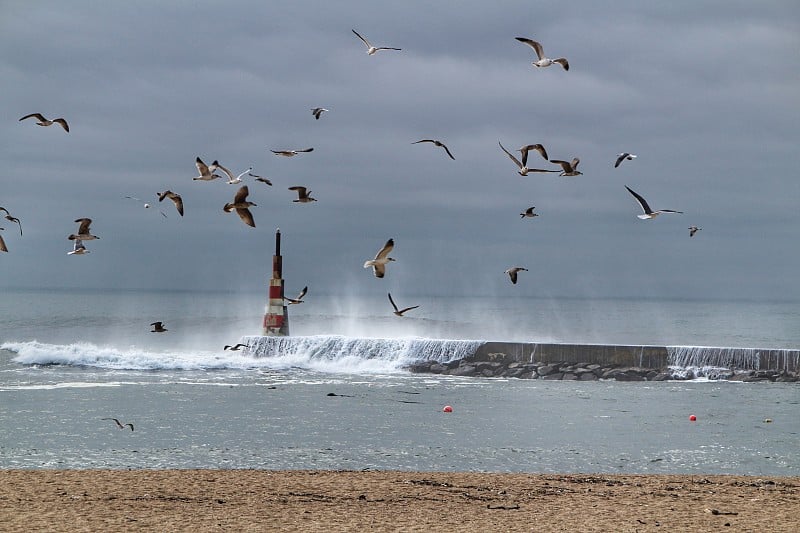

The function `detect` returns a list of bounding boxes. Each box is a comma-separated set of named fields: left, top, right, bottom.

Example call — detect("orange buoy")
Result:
left=689, top=414, right=697, bottom=421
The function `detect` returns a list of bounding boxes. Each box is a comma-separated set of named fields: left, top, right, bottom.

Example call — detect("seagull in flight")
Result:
left=412, top=139, right=455, bottom=160
left=614, top=153, right=638, bottom=168
left=364, top=238, right=395, bottom=278
left=520, top=207, right=539, bottom=219
left=224, top=186, right=257, bottom=227
left=515, top=37, right=569, bottom=70
left=388, top=293, right=419, bottom=317
left=504, top=267, right=528, bottom=285
left=254, top=176, right=273, bottom=186
left=519, top=144, right=549, bottom=164
left=67, top=239, right=89, bottom=255
left=224, top=343, right=247, bottom=351
left=19, top=112, right=70, bottom=132
left=499, top=142, right=558, bottom=176
left=0, top=207, right=23, bottom=236
left=352, top=29, right=401, bottom=55
left=0, top=228, right=7, bottom=253
left=311, top=107, right=329, bottom=120
left=193, top=157, right=222, bottom=181
left=271, top=148, right=313, bottom=157
left=625, top=186, right=683, bottom=219
left=284, top=286, right=308, bottom=305
left=689, top=226, right=701, bottom=237
left=157, top=190, right=184, bottom=217
left=68, top=218, right=99, bottom=241
left=217, top=163, right=252, bottom=185
left=288, top=186, right=316, bottom=203
left=550, top=158, right=583, bottom=176
left=102, top=418, right=134, bottom=431
left=150, top=321, right=168, bottom=333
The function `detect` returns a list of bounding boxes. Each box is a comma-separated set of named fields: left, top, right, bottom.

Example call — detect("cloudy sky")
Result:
left=1, top=1, right=798, bottom=301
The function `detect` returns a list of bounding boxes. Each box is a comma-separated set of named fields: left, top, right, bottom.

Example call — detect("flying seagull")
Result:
left=271, top=148, right=313, bottom=157
left=0, top=228, right=7, bottom=253
left=412, top=139, right=455, bottom=160
left=614, top=153, right=638, bottom=168
left=364, top=238, right=395, bottom=278
left=19, top=113, right=70, bottom=132
left=284, top=286, right=308, bottom=305
left=388, top=293, right=419, bottom=317
left=689, top=226, right=701, bottom=237
left=67, top=239, right=89, bottom=255
left=157, top=190, right=184, bottom=216
left=0, top=207, right=23, bottom=236
left=311, top=107, right=328, bottom=120
left=625, top=186, right=683, bottom=219
left=288, top=186, right=316, bottom=203
left=515, top=37, right=569, bottom=70
left=519, top=144, right=549, bottom=164
left=504, top=267, right=528, bottom=285
left=68, top=218, right=98, bottom=241
left=224, top=343, right=247, bottom=351
left=254, top=176, right=273, bottom=186
left=223, top=186, right=257, bottom=227
left=352, top=29, right=401, bottom=55
left=217, top=163, right=251, bottom=185
left=520, top=207, right=539, bottom=219
left=101, top=418, right=134, bottom=431
left=193, top=157, right=222, bottom=181
left=550, top=158, right=583, bottom=176
left=499, top=142, right=558, bottom=176
left=150, top=321, right=168, bottom=333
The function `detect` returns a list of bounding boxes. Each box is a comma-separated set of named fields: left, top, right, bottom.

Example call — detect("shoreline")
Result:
left=2, top=470, right=798, bottom=532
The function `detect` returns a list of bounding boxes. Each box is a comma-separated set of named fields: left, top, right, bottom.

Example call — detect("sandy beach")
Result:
left=1, top=470, right=797, bottom=532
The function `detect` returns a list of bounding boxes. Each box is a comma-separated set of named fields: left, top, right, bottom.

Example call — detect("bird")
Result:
left=515, top=37, right=569, bottom=70
left=615, top=153, right=638, bottom=168
left=193, top=157, right=222, bottom=181
left=352, top=29, right=401, bottom=55
left=288, top=186, right=316, bottom=203
left=284, top=286, right=308, bottom=305
left=150, top=321, right=167, bottom=333
left=519, top=144, right=549, bottom=164
left=271, top=148, right=313, bottom=157
left=505, top=267, right=528, bottom=285
left=388, top=293, right=419, bottom=317
left=412, top=139, right=455, bottom=160
left=67, top=239, right=89, bottom=255
left=217, top=163, right=251, bottom=185
left=157, top=190, right=184, bottom=216
left=68, top=218, right=99, bottom=241
left=0, top=228, right=7, bottom=253
left=364, top=238, right=395, bottom=278
left=520, top=207, right=539, bottom=219
left=254, top=176, right=273, bottom=186
left=311, top=107, right=328, bottom=120
left=689, top=226, right=701, bottom=237
left=101, top=418, right=134, bottom=431
left=223, top=186, right=257, bottom=227
left=0, top=208, right=22, bottom=236
left=224, top=343, right=247, bottom=351
left=550, top=158, right=583, bottom=176
left=625, top=186, right=683, bottom=219
left=19, top=112, right=70, bottom=132
left=499, top=142, right=559, bottom=176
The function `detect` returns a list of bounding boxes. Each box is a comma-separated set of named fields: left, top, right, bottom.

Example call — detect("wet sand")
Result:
left=1, top=470, right=797, bottom=532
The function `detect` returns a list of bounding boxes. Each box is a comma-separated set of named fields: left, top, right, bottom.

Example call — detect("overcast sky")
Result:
left=1, top=1, right=798, bottom=301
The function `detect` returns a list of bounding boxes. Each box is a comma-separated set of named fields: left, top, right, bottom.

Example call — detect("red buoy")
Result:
left=689, top=414, right=697, bottom=421
left=442, top=405, right=453, bottom=413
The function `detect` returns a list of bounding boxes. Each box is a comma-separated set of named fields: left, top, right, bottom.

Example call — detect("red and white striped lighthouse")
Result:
left=262, top=228, right=290, bottom=335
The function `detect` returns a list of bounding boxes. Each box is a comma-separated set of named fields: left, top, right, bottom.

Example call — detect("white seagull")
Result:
left=311, top=107, right=329, bottom=120
left=68, top=218, right=99, bottom=241
left=550, top=158, right=583, bottom=176
left=288, top=186, right=317, bottom=203
left=515, top=37, right=569, bottom=70
left=193, top=157, right=222, bottom=181
left=352, top=29, right=401, bottom=55
left=67, top=239, right=89, bottom=255
left=217, top=163, right=252, bottom=184
left=0, top=228, right=7, bottom=253
left=19, top=113, right=70, bottom=132
left=0, top=207, right=23, bottom=236
left=271, top=148, right=313, bottom=157
left=504, top=267, right=528, bottom=285
left=364, top=238, right=395, bottom=278
left=412, top=139, right=455, bottom=160
left=625, top=186, right=683, bottom=219
left=499, top=142, right=559, bottom=176
left=615, top=153, right=638, bottom=168
left=388, top=293, right=419, bottom=317
left=284, top=286, right=308, bottom=305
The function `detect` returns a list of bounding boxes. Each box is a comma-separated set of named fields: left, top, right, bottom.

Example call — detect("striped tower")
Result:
left=262, top=228, right=290, bottom=335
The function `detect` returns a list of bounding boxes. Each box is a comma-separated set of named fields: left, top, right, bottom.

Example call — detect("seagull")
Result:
left=223, top=185, right=257, bottom=227
left=412, top=139, right=455, bottom=160
left=68, top=218, right=99, bottom=241
left=101, top=418, right=134, bottom=431
left=254, top=176, right=273, bottom=186
left=625, top=185, right=683, bottom=219
left=217, top=163, right=252, bottom=185
left=615, top=153, right=638, bottom=168
left=689, top=226, right=701, bottom=237
left=364, top=238, right=395, bottom=278
left=67, top=239, right=89, bottom=255
left=519, top=144, right=549, bottom=164
left=388, top=293, right=419, bottom=317
left=19, top=113, right=70, bottom=132
left=271, top=148, right=313, bottom=157
left=311, top=107, right=329, bottom=120
left=288, top=186, right=317, bottom=203
left=193, top=157, right=222, bottom=181
left=0, top=207, right=22, bottom=236
left=352, top=29, right=401, bottom=55
left=550, top=158, right=583, bottom=176
left=224, top=343, right=247, bottom=351
left=515, top=37, right=569, bottom=70
left=504, top=267, right=528, bottom=285
left=284, top=286, right=308, bottom=305
left=0, top=228, right=7, bottom=253
left=157, top=190, right=184, bottom=216
left=520, top=207, right=539, bottom=219
left=150, top=321, right=168, bottom=333
left=499, top=142, right=559, bottom=176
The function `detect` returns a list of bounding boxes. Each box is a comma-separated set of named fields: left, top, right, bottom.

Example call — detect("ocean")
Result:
left=1, top=288, right=798, bottom=475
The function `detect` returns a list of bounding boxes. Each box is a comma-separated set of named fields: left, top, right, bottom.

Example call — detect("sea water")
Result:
left=1, top=288, right=798, bottom=474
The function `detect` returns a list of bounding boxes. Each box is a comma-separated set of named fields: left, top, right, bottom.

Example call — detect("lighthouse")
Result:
left=262, top=228, right=290, bottom=335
